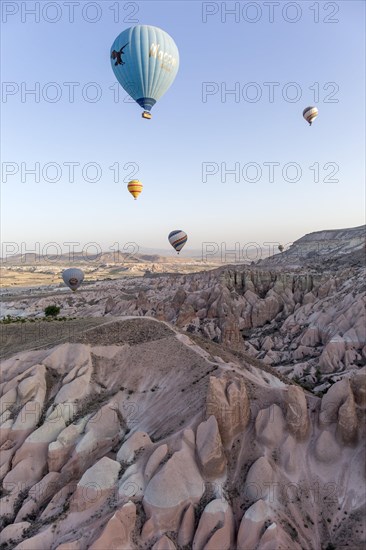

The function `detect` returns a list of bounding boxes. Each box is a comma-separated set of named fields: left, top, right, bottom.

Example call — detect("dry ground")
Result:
left=0, top=318, right=106, bottom=360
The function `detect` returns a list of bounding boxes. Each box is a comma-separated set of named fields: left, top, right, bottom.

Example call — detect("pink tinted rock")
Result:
left=56, top=542, right=82, bottom=550
left=192, top=499, right=234, bottom=550
left=144, top=444, right=169, bottom=481
left=69, top=456, right=120, bottom=512
left=206, top=376, right=250, bottom=449
left=351, top=367, right=366, bottom=407
left=285, top=386, right=309, bottom=440
left=237, top=499, right=271, bottom=550
left=152, top=535, right=176, bottom=549
left=337, top=393, right=358, bottom=444
left=3, top=455, right=46, bottom=493
left=196, top=415, right=226, bottom=479
left=40, top=482, right=76, bottom=521
left=117, top=431, right=152, bottom=464
left=142, top=430, right=204, bottom=541
left=48, top=416, right=90, bottom=472
left=319, top=339, right=345, bottom=373
left=255, top=404, right=285, bottom=448
left=89, top=501, right=136, bottom=550
left=177, top=504, right=195, bottom=547
left=0, top=522, right=31, bottom=546
left=280, top=434, right=298, bottom=473
left=15, top=472, right=60, bottom=522
left=314, top=430, right=341, bottom=463
left=257, top=522, right=302, bottom=550
left=319, top=379, right=351, bottom=426
left=13, top=525, right=54, bottom=549
left=245, top=457, right=274, bottom=501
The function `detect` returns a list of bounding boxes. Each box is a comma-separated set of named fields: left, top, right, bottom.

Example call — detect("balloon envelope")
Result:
left=127, top=179, right=143, bottom=200
left=62, top=268, right=84, bottom=292
left=110, top=25, right=179, bottom=116
left=168, top=230, right=187, bottom=253
left=303, top=106, right=318, bottom=125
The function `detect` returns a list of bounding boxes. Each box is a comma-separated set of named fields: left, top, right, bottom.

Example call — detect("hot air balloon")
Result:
left=168, top=230, right=187, bottom=254
left=62, top=268, right=84, bottom=292
left=303, top=106, right=318, bottom=126
left=110, top=25, right=179, bottom=119
left=128, top=179, right=143, bottom=200
left=278, top=244, right=284, bottom=253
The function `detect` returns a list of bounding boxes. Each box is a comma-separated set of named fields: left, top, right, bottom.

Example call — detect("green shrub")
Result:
left=44, top=305, right=60, bottom=318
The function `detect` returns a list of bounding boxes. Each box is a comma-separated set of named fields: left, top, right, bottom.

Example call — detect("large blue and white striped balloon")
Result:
left=62, top=268, right=84, bottom=292
left=110, top=25, right=179, bottom=118
left=168, top=230, right=187, bottom=254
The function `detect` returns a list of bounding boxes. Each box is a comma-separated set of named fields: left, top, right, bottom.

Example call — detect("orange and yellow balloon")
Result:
left=127, top=179, right=143, bottom=200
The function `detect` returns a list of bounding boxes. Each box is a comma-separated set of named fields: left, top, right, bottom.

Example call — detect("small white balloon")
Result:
left=303, top=106, right=318, bottom=126
left=62, top=268, right=84, bottom=291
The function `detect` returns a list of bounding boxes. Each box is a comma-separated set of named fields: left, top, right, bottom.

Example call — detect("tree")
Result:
left=44, top=305, right=60, bottom=318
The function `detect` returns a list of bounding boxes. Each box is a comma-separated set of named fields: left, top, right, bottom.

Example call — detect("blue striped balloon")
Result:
left=168, top=230, right=187, bottom=254
left=110, top=25, right=179, bottom=118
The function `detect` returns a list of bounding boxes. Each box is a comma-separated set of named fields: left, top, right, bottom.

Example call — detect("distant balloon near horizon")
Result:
left=62, top=268, right=84, bottom=292
left=278, top=244, right=284, bottom=253
left=110, top=25, right=179, bottom=119
left=303, top=106, right=319, bottom=126
left=168, top=230, right=187, bottom=254
left=127, top=179, right=143, bottom=200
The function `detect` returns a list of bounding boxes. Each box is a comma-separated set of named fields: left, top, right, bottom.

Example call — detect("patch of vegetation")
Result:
left=23, top=510, right=38, bottom=522
left=272, top=449, right=279, bottom=462
left=44, top=305, right=61, bottom=318
left=2, top=488, right=30, bottom=531
left=131, top=502, right=147, bottom=547
left=0, top=315, right=26, bottom=325
left=281, top=520, right=299, bottom=542
left=292, top=376, right=315, bottom=393
left=0, top=515, right=13, bottom=533
left=34, top=401, right=49, bottom=429
left=71, top=390, right=115, bottom=425
left=156, top=450, right=173, bottom=470
left=62, top=500, right=70, bottom=514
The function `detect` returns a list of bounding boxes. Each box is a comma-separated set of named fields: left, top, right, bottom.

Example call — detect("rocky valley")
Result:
left=1, top=226, right=365, bottom=549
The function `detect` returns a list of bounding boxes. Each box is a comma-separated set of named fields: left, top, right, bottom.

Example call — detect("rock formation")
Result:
left=1, top=318, right=365, bottom=549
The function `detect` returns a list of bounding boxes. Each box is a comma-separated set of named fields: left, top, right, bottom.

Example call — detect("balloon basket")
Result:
left=142, top=111, right=152, bottom=120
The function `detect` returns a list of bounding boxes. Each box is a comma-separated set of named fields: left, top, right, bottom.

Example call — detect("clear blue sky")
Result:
left=1, top=0, right=365, bottom=255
